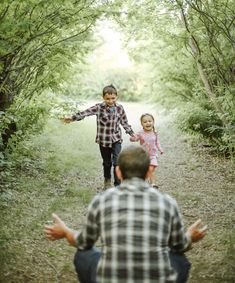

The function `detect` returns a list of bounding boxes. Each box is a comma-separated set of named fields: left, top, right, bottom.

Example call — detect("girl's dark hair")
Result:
left=103, top=84, right=117, bottom=96
left=117, top=145, right=150, bottom=180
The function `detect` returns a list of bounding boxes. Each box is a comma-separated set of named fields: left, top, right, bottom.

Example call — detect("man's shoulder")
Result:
left=160, top=191, right=178, bottom=207
left=88, top=189, right=114, bottom=209
left=94, top=187, right=118, bottom=199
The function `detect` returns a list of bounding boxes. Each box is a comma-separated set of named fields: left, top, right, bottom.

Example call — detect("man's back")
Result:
left=77, top=178, right=189, bottom=283
left=45, top=145, right=206, bottom=283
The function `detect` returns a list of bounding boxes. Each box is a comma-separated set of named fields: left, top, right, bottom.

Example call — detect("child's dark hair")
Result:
left=103, top=84, right=117, bottom=96
left=140, top=113, right=156, bottom=133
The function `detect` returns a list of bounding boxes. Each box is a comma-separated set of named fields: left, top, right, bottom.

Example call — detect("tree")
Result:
left=175, top=0, right=235, bottom=125
left=116, top=0, right=235, bottom=155
left=0, top=0, right=111, bottom=149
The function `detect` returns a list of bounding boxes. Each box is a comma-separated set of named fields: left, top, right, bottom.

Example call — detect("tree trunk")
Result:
left=0, top=92, right=17, bottom=149
left=0, top=92, right=12, bottom=112
left=179, top=4, right=228, bottom=126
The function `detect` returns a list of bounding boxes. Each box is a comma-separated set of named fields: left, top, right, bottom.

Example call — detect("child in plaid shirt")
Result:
left=64, top=84, right=134, bottom=189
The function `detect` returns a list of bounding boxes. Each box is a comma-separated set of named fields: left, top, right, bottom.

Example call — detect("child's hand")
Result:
left=62, top=117, right=73, bottom=124
left=187, top=219, right=207, bottom=243
left=130, top=134, right=139, bottom=142
left=160, top=150, right=164, bottom=155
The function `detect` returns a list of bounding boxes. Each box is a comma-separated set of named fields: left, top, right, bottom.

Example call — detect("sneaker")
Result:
left=104, top=179, right=112, bottom=189
left=152, top=184, right=159, bottom=189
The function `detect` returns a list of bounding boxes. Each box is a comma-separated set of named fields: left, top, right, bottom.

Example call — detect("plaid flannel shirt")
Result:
left=76, top=178, right=190, bottom=283
left=72, top=102, right=134, bottom=147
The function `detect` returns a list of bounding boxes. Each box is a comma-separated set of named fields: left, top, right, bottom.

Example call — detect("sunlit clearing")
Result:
left=90, top=19, right=133, bottom=69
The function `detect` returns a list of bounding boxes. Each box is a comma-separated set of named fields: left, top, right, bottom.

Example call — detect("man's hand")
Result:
left=45, top=213, right=68, bottom=241
left=187, top=219, right=207, bottom=243
left=44, top=213, right=79, bottom=246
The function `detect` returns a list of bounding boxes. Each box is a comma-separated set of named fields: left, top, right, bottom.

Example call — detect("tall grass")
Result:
left=0, top=117, right=101, bottom=283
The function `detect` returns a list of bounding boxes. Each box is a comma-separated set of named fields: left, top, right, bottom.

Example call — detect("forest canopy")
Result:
left=0, top=0, right=234, bottom=161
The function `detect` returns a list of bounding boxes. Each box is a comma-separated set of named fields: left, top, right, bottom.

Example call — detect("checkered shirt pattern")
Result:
left=76, top=178, right=190, bottom=283
left=72, top=102, right=134, bottom=147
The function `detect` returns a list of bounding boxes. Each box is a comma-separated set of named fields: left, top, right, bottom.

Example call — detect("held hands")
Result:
left=44, top=213, right=68, bottom=241
left=187, top=219, right=208, bottom=243
left=130, top=133, right=139, bottom=142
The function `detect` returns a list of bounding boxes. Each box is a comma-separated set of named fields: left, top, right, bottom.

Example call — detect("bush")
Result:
left=177, top=103, right=223, bottom=138
left=176, top=102, right=235, bottom=158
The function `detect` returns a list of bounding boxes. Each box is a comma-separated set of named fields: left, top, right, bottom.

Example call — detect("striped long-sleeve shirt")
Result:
left=72, top=102, right=134, bottom=147
left=76, top=178, right=191, bottom=283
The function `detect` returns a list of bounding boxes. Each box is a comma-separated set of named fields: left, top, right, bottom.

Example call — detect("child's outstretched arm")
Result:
left=44, top=213, right=79, bottom=247
left=62, top=104, right=99, bottom=124
left=63, top=116, right=73, bottom=123
left=119, top=106, right=135, bottom=136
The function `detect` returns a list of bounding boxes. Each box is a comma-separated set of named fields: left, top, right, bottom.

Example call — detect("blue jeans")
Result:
left=74, top=248, right=191, bottom=283
left=74, top=248, right=101, bottom=283
left=99, top=142, right=121, bottom=186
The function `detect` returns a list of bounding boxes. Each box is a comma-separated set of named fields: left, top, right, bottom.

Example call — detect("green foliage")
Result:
left=0, top=0, right=234, bottom=159
left=59, top=19, right=145, bottom=102
left=0, top=92, right=52, bottom=154
left=0, top=151, right=15, bottom=194
left=0, top=0, right=112, bottom=151
left=176, top=101, right=235, bottom=157
left=117, top=0, right=235, bottom=157
left=177, top=102, right=223, bottom=138
left=71, top=67, right=144, bottom=102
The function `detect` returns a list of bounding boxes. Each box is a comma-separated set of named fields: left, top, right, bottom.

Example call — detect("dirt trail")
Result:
left=1, top=101, right=234, bottom=283
left=121, top=102, right=234, bottom=282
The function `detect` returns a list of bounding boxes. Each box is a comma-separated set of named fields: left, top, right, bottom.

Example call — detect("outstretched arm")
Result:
left=186, top=219, right=207, bottom=244
left=62, top=104, right=99, bottom=124
left=169, top=201, right=207, bottom=252
left=44, top=213, right=79, bottom=247
left=63, top=117, right=73, bottom=123
left=119, top=107, right=135, bottom=136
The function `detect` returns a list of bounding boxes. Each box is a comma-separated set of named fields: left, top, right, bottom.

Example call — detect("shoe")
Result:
left=104, top=179, right=112, bottom=189
left=152, top=184, right=159, bottom=189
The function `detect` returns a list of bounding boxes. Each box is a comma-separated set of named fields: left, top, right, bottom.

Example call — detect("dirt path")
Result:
left=1, top=101, right=234, bottom=283
left=125, top=102, right=234, bottom=282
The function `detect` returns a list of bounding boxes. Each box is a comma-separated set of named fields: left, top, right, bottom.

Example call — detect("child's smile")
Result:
left=141, top=116, right=154, bottom=132
left=103, top=93, right=117, bottom=107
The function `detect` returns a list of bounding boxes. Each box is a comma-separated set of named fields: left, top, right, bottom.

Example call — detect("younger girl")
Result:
left=130, top=113, right=164, bottom=187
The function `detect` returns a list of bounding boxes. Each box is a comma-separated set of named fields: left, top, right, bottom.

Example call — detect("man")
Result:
left=45, top=145, right=207, bottom=283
